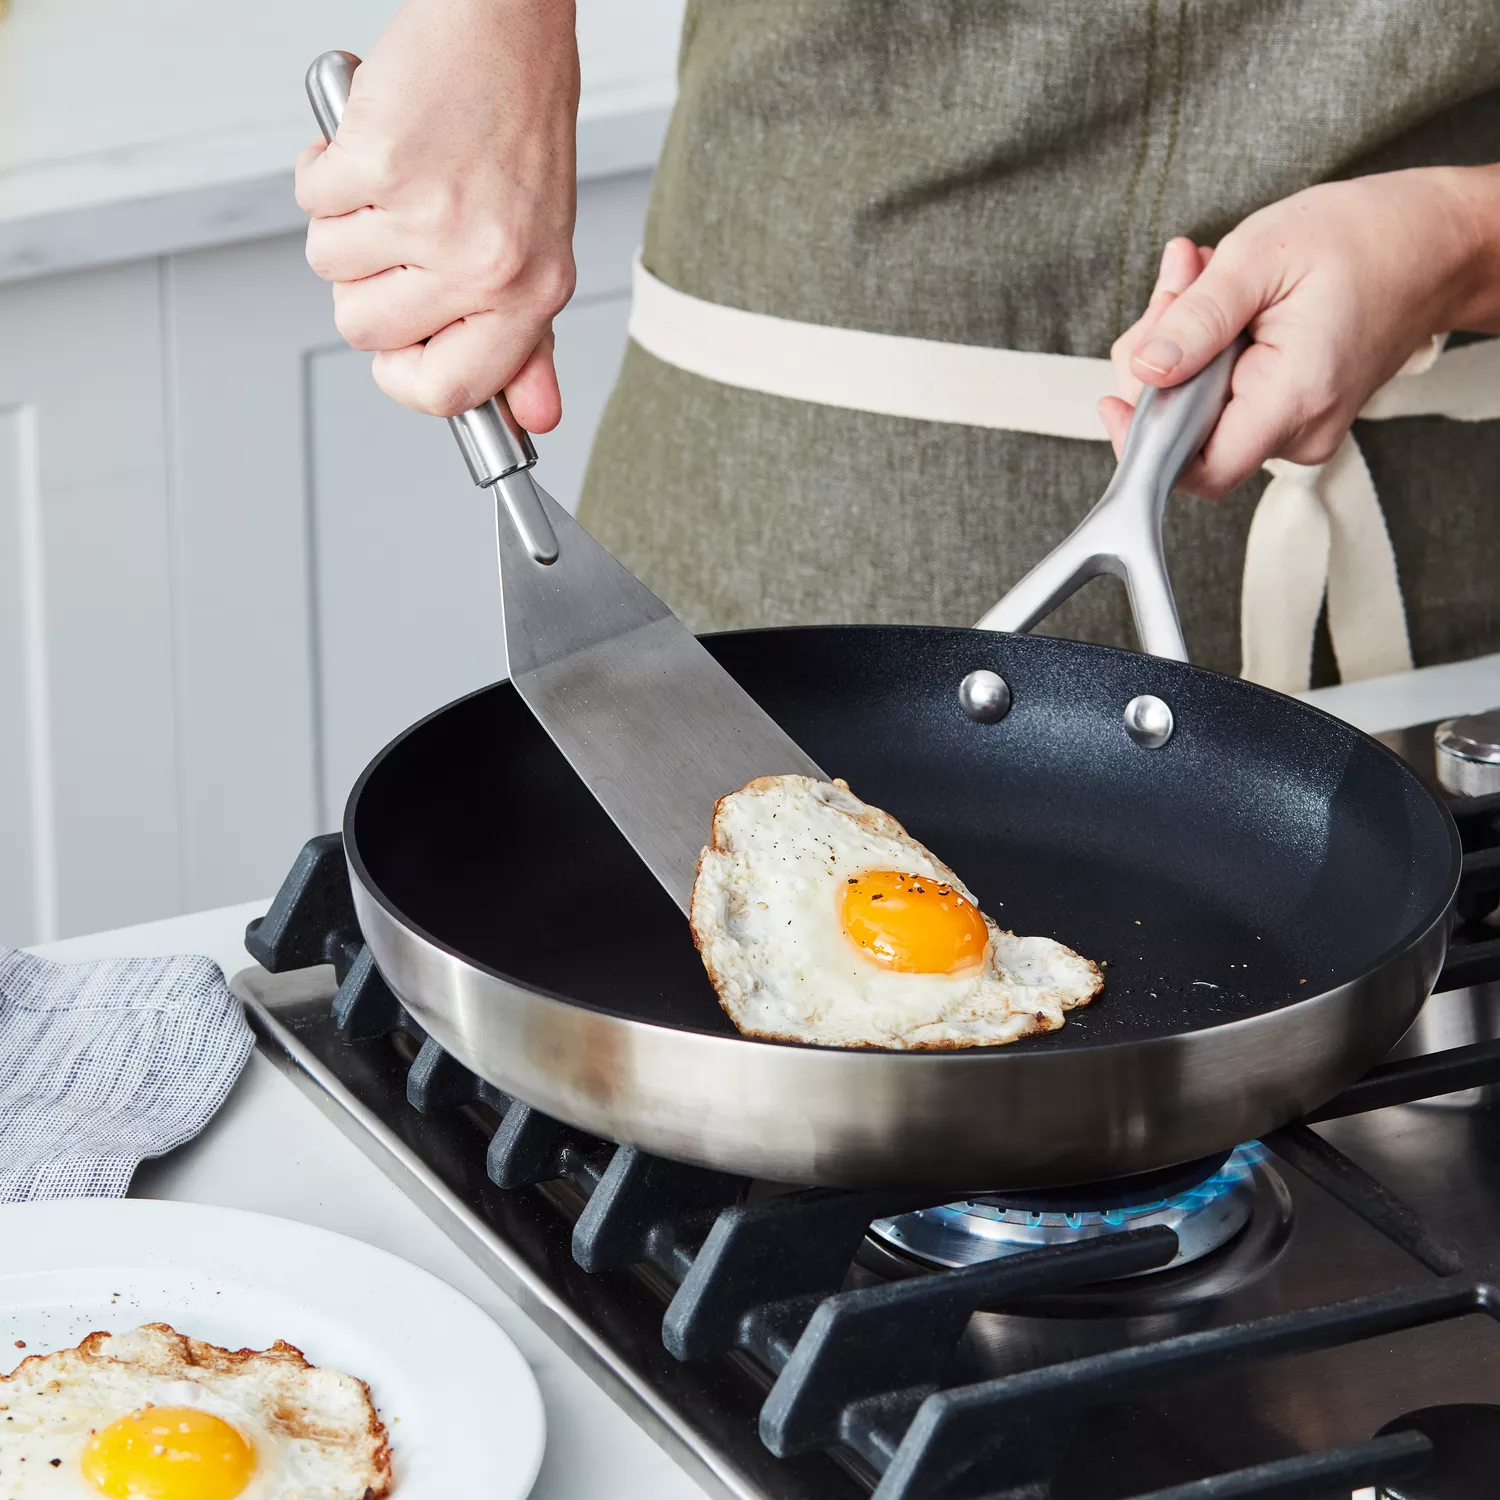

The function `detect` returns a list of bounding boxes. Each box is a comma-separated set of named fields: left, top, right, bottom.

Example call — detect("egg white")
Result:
left=0, top=1325, right=389, bottom=1500
left=690, top=775, right=1102, bottom=1049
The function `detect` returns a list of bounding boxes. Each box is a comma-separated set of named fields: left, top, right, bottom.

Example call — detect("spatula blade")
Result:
left=493, top=475, right=826, bottom=914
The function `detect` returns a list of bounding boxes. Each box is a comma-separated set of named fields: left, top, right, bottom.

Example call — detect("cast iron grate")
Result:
left=244, top=826, right=1500, bottom=1500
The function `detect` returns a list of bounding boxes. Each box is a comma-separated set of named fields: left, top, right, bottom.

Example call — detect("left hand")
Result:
left=1100, top=167, right=1499, bottom=498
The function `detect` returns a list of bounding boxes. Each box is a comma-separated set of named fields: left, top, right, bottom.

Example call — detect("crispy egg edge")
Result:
left=689, top=775, right=1104, bottom=1051
left=0, top=1322, right=393, bottom=1498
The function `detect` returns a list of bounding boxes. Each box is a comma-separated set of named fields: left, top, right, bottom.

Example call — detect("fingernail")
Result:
left=1134, top=336, right=1182, bottom=376
left=1147, top=288, right=1177, bottom=310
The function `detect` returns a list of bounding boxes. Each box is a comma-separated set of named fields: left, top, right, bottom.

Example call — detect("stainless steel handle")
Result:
left=305, top=50, right=559, bottom=565
left=974, top=337, right=1248, bottom=660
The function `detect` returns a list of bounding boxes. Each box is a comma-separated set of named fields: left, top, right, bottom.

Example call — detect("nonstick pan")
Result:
left=343, top=352, right=1460, bottom=1192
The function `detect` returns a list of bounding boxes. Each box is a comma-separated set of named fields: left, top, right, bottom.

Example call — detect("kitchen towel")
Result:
left=0, top=948, right=253, bottom=1202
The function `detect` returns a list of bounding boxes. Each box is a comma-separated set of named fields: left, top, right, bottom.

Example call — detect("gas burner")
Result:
left=869, top=1144, right=1266, bottom=1274
left=1378, top=1403, right=1500, bottom=1499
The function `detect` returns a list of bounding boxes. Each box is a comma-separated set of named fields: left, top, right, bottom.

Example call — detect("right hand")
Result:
left=295, top=0, right=580, bottom=431
left=1097, top=166, right=1500, bottom=498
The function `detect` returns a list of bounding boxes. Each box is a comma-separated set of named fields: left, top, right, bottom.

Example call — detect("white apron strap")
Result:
left=1240, top=459, right=1333, bottom=693
left=1241, top=436, right=1412, bottom=694
left=627, top=254, right=1500, bottom=687
left=628, top=252, right=1117, bottom=439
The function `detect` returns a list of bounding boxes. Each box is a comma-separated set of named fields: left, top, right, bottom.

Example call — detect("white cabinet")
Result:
left=0, top=263, right=180, bottom=943
left=0, top=169, right=650, bottom=946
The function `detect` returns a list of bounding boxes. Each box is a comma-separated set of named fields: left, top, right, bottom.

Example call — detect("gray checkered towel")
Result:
left=0, top=948, right=253, bottom=1202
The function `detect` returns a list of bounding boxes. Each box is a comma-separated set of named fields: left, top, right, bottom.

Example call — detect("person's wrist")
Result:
left=1425, top=164, right=1500, bottom=334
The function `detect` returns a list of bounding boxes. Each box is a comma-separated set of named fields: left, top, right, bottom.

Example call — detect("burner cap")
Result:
left=1435, top=711, right=1500, bottom=797
left=1379, top=1404, right=1500, bottom=1500
left=869, top=1144, right=1264, bottom=1275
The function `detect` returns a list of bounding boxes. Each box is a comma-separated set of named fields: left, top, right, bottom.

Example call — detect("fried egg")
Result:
left=0, top=1324, right=391, bottom=1500
left=690, top=775, right=1102, bottom=1049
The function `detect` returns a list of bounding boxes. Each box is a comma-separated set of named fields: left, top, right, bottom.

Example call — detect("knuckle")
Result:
left=1286, top=427, right=1344, bottom=467
left=359, top=140, right=401, bottom=200
left=531, top=255, right=576, bottom=317
left=1196, top=465, right=1244, bottom=501
left=1212, top=222, right=1256, bottom=265
left=333, top=304, right=381, bottom=353
left=417, top=370, right=476, bottom=420
left=304, top=238, right=335, bottom=282
left=471, top=231, right=529, bottom=301
left=1176, top=295, right=1233, bottom=351
left=1291, top=359, right=1342, bottom=427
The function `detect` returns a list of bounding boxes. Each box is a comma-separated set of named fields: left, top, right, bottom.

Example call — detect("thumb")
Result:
left=506, top=329, right=562, bottom=434
left=1128, top=251, right=1266, bottom=388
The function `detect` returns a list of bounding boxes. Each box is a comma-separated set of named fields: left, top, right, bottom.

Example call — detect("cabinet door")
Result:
left=0, top=263, right=180, bottom=945
left=168, top=168, right=651, bottom=905
left=0, top=175, right=649, bottom=943
left=163, top=234, right=330, bottom=915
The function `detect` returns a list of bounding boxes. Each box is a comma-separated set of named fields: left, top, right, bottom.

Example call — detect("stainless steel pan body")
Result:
left=344, top=626, right=1458, bottom=1191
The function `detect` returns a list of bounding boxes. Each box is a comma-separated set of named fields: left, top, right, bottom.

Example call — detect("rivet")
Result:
left=1124, top=694, right=1174, bottom=749
left=959, top=670, right=1012, bottom=724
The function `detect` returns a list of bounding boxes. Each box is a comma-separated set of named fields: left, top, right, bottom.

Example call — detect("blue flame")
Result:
left=934, top=1142, right=1267, bottom=1232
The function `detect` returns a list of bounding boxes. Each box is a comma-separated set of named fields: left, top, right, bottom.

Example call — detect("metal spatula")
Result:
left=307, top=52, right=825, bottom=914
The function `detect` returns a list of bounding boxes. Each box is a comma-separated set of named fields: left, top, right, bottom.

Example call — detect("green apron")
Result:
left=578, top=0, right=1500, bottom=681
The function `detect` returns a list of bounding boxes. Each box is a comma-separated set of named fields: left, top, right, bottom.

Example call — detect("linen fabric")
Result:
left=0, top=949, right=253, bottom=1202
left=579, top=0, right=1500, bottom=682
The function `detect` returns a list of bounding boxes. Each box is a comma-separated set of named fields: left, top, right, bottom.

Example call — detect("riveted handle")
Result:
left=975, top=338, right=1246, bottom=660
left=305, top=50, right=558, bottom=564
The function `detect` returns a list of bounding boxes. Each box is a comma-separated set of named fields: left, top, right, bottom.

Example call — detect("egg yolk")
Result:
left=81, top=1407, right=257, bottom=1500
left=841, top=869, right=988, bottom=974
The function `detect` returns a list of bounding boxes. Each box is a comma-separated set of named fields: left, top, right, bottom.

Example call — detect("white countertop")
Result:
left=22, top=651, right=1500, bottom=1500
left=30, top=902, right=707, bottom=1500
left=1298, top=650, right=1500, bottom=733
left=0, top=0, right=684, bottom=282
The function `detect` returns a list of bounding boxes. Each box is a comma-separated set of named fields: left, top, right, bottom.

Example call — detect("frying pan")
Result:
left=343, top=351, right=1459, bottom=1192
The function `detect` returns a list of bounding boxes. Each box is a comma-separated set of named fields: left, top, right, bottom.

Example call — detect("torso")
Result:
left=580, top=0, right=1500, bottom=677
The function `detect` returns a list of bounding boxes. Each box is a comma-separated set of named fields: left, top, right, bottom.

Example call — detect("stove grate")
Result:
left=244, top=833, right=1500, bottom=1500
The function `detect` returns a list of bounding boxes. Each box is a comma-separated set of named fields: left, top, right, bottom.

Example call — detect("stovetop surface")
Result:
left=233, top=716, right=1500, bottom=1500
left=238, top=960, right=1500, bottom=1500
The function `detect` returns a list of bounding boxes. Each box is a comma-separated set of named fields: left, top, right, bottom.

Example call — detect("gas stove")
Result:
left=232, top=715, right=1500, bottom=1500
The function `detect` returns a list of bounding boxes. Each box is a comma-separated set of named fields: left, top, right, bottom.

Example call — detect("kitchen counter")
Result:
left=24, top=652, right=1500, bottom=1499
left=30, top=902, right=707, bottom=1500
left=0, top=0, right=684, bottom=282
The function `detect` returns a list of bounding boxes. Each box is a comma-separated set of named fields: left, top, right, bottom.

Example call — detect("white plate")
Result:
left=0, top=1198, right=545, bottom=1500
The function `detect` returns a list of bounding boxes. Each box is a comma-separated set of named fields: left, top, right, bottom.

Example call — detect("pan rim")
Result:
left=343, top=624, right=1463, bottom=1064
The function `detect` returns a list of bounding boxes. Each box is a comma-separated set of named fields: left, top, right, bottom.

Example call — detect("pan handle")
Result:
left=305, top=51, right=560, bottom=566
left=973, top=337, right=1248, bottom=661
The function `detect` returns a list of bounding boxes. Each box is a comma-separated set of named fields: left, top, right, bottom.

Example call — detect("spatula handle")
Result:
left=305, top=50, right=559, bottom=564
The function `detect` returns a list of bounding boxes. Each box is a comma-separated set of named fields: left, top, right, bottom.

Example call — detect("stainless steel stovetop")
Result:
left=231, top=716, right=1500, bottom=1500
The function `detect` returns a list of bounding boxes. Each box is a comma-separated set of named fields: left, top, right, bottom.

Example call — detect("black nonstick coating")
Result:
left=348, top=625, right=1459, bottom=1054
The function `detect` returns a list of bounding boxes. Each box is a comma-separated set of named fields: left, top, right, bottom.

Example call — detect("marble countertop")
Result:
left=0, top=0, right=683, bottom=282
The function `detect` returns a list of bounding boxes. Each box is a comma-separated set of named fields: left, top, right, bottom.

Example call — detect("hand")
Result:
left=1100, top=167, right=1500, bottom=498
left=296, top=0, right=579, bottom=429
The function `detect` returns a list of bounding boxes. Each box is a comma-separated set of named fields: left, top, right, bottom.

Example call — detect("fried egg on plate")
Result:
left=0, top=1324, right=390, bottom=1500
left=690, top=775, right=1102, bottom=1049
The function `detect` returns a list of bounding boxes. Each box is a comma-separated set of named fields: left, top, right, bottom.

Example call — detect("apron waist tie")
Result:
left=628, top=252, right=1500, bottom=693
